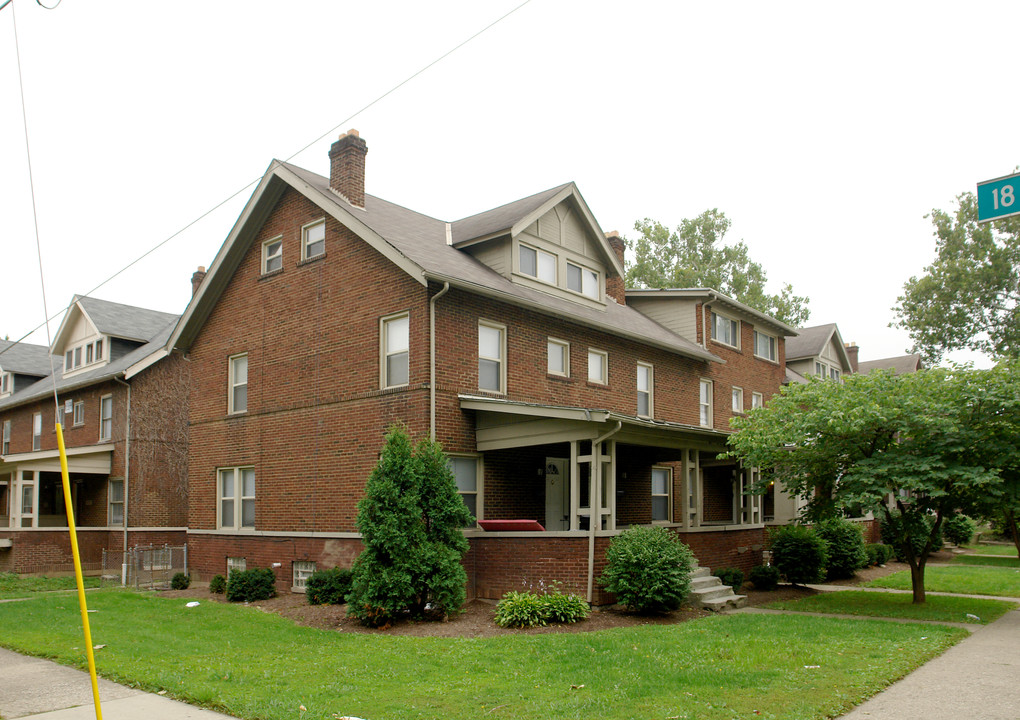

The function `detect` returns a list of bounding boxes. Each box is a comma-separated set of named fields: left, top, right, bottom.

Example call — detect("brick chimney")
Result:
left=191, top=266, right=206, bottom=297
left=845, top=342, right=859, bottom=373
left=328, top=129, right=368, bottom=208
left=604, top=231, right=627, bottom=305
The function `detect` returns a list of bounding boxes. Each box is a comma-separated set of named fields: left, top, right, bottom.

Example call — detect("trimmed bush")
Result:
left=713, top=567, right=744, bottom=590
left=226, top=568, right=277, bottom=602
left=493, top=588, right=590, bottom=628
left=170, top=572, right=190, bottom=590
left=770, top=525, right=828, bottom=585
left=815, top=517, right=868, bottom=580
left=880, top=510, right=943, bottom=561
left=208, top=574, right=227, bottom=594
left=865, top=543, right=894, bottom=566
left=749, top=564, right=780, bottom=591
left=943, top=514, right=977, bottom=547
left=599, top=525, right=694, bottom=614
left=306, top=567, right=353, bottom=606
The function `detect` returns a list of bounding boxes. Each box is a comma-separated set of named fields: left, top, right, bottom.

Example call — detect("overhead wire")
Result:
left=0, top=0, right=535, bottom=360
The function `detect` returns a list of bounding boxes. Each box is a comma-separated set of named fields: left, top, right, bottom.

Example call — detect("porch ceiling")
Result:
left=0, top=445, right=113, bottom=474
left=459, top=395, right=728, bottom=452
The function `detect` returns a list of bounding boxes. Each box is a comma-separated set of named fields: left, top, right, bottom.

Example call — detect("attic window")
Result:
left=0, top=372, right=10, bottom=396
left=566, top=262, right=598, bottom=299
left=519, top=244, right=556, bottom=284
left=302, top=220, right=325, bottom=260
left=64, top=339, right=105, bottom=374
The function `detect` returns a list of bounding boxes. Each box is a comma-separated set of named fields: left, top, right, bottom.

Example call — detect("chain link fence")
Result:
left=101, top=544, right=187, bottom=589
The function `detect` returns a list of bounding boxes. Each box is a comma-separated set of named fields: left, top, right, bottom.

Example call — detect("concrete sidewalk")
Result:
left=0, top=648, right=237, bottom=719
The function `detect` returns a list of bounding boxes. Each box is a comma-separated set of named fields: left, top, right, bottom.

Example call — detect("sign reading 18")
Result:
left=992, top=184, right=1015, bottom=210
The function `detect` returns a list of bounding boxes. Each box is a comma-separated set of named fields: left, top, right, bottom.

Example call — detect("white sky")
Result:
left=2, top=0, right=1016, bottom=367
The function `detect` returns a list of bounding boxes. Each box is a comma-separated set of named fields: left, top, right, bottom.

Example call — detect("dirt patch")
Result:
left=157, top=556, right=920, bottom=638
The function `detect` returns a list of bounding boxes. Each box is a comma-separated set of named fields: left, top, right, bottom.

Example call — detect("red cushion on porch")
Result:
left=477, top=519, right=546, bottom=532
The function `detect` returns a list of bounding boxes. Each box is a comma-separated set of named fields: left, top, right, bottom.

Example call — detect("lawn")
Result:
left=952, top=555, right=1020, bottom=568
left=764, top=590, right=1016, bottom=624
left=864, top=565, right=1020, bottom=597
left=0, top=590, right=967, bottom=720
left=962, top=543, right=1018, bottom=557
left=0, top=572, right=99, bottom=600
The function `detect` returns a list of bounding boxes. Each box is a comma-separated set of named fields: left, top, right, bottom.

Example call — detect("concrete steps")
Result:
left=688, top=566, right=746, bottom=611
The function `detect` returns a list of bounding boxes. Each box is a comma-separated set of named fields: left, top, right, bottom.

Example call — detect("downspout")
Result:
left=429, top=282, right=450, bottom=441
left=113, top=376, right=131, bottom=585
left=587, top=420, right=622, bottom=603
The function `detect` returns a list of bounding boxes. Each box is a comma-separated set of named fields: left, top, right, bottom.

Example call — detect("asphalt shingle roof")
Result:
left=0, top=340, right=52, bottom=376
left=784, top=323, right=838, bottom=360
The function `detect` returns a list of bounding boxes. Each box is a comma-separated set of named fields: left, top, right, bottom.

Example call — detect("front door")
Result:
left=544, top=457, right=569, bottom=530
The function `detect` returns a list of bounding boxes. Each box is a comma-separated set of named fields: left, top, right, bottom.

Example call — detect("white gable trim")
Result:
left=50, top=298, right=95, bottom=356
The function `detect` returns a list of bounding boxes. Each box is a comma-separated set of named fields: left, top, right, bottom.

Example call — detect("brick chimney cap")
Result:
left=605, top=230, right=620, bottom=238
left=342, top=129, right=360, bottom=138
left=196, top=266, right=206, bottom=273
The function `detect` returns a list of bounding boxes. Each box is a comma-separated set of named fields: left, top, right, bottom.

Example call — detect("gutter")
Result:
left=429, top=282, right=450, bottom=440
left=587, top=420, right=622, bottom=603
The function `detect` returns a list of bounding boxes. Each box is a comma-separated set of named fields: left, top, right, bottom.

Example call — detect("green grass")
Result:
left=962, top=543, right=1019, bottom=557
left=764, top=590, right=1016, bottom=624
left=864, top=565, right=1020, bottom=597
left=0, top=572, right=99, bottom=599
left=0, top=590, right=967, bottom=720
left=952, top=555, right=1020, bottom=568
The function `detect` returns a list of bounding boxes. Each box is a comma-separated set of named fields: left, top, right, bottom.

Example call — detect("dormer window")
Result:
left=0, top=372, right=11, bottom=397
left=63, top=338, right=106, bottom=375
left=519, top=244, right=556, bottom=284
left=566, top=262, right=598, bottom=299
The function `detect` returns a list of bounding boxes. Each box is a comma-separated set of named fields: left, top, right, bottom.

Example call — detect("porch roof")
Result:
left=459, top=395, right=729, bottom=451
left=0, top=444, right=113, bottom=474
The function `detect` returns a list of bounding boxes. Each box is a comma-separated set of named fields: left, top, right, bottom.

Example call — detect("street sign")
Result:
left=977, top=171, right=1020, bottom=223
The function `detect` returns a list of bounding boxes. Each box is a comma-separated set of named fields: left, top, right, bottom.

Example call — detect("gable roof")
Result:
left=784, top=323, right=852, bottom=371
left=857, top=354, right=924, bottom=375
left=52, top=295, right=179, bottom=353
left=170, top=161, right=719, bottom=364
left=625, top=288, right=798, bottom=337
left=0, top=340, right=52, bottom=377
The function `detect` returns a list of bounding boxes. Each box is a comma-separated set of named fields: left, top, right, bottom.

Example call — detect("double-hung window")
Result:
left=711, top=312, right=739, bottom=347
left=448, top=456, right=480, bottom=526
left=99, top=396, right=113, bottom=440
left=229, top=354, right=248, bottom=414
left=830, top=367, right=841, bottom=382
left=651, top=466, right=671, bottom=522
left=108, top=479, right=124, bottom=526
left=2, top=419, right=10, bottom=454
left=219, top=466, right=255, bottom=530
left=32, top=413, right=42, bottom=451
left=302, top=219, right=325, bottom=260
left=753, top=330, right=777, bottom=361
left=382, top=313, right=409, bottom=388
left=262, top=237, right=283, bottom=274
left=547, top=338, right=569, bottom=376
left=519, top=244, right=556, bottom=284
left=699, top=379, right=713, bottom=428
left=732, top=387, right=744, bottom=413
left=0, top=372, right=10, bottom=396
left=73, top=401, right=85, bottom=426
left=637, top=362, right=653, bottom=417
left=566, top=262, right=599, bottom=299
left=815, top=361, right=826, bottom=377
left=478, top=322, right=505, bottom=393
left=588, top=349, right=608, bottom=384
left=752, top=391, right=764, bottom=409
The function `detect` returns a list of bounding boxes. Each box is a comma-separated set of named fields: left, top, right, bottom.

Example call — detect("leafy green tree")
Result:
left=348, top=426, right=472, bottom=626
left=726, top=368, right=1012, bottom=603
left=625, top=211, right=810, bottom=326
left=893, top=191, right=1020, bottom=365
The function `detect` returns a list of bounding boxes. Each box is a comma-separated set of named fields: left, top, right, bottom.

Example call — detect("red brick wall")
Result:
left=0, top=529, right=183, bottom=574
left=677, top=527, right=765, bottom=576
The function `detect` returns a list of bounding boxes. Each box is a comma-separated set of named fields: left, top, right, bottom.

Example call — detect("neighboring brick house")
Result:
left=0, top=296, right=189, bottom=573
left=168, top=130, right=794, bottom=602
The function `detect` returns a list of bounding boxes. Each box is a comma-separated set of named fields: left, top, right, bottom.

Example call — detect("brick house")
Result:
left=168, top=130, right=795, bottom=602
left=0, top=296, right=189, bottom=574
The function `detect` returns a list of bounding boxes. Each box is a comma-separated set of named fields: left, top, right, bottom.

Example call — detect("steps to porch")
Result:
left=688, top=566, right=746, bottom=612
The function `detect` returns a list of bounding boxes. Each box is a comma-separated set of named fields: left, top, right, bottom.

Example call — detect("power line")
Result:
left=0, top=0, right=535, bottom=361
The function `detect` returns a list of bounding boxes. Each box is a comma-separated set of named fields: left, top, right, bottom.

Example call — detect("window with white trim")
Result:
left=830, top=367, right=841, bottom=382
left=815, top=361, right=826, bottom=377
left=588, top=349, right=608, bottom=384
left=32, top=412, right=42, bottom=451
left=302, top=219, right=326, bottom=260
left=651, top=466, right=671, bottom=522
left=752, top=391, right=764, bottom=409
left=478, top=321, right=505, bottom=393
left=99, top=395, right=113, bottom=441
left=519, top=244, right=557, bottom=284
left=732, top=387, right=744, bottom=413
left=73, top=401, right=84, bottom=427
left=0, top=372, right=10, bottom=396
left=218, top=466, right=255, bottom=530
left=292, top=561, right=316, bottom=592
left=637, top=362, right=653, bottom=417
left=226, top=557, right=246, bottom=576
left=448, top=456, right=479, bottom=526
left=262, top=237, right=283, bottom=274
left=699, top=380, right=713, bottom=428
left=21, top=483, right=33, bottom=516
left=753, top=330, right=777, bottom=361
left=2, top=420, right=9, bottom=454
left=108, top=479, right=124, bottom=526
left=381, top=313, right=409, bottom=388
left=711, top=312, right=739, bottom=347
left=566, top=262, right=599, bottom=299
left=63, top=339, right=106, bottom=374
left=547, top=338, right=569, bottom=376
left=229, top=354, right=248, bottom=414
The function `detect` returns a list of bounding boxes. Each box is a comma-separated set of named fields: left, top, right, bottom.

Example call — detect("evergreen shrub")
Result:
left=770, top=525, right=828, bottom=585
left=170, top=572, right=190, bottom=590
left=306, top=567, right=353, bottom=606
left=208, top=574, right=227, bottom=594
left=943, top=514, right=977, bottom=547
left=880, top=510, right=943, bottom=561
left=815, top=517, right=868, bottom=580
left=713, top=567, right=744, bottom=590
left=599, top=525, right=694, bottom=613
left=749, top=564, right=780, bottom=591
left=226, top=568, right=277, bottom=602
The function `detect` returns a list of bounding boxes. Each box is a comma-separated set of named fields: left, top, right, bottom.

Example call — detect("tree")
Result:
left=347, top=425, right=473, bottom=626
left=625, top=211, right=810, bottom=326
left=893, top=191, right=1020, bottom=365
left=725, top=368, right=1012, bottom=603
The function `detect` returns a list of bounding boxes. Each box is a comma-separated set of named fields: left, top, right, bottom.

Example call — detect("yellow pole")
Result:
left=56, top=422, right=103, bottom=720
